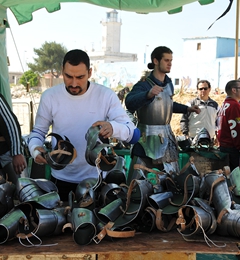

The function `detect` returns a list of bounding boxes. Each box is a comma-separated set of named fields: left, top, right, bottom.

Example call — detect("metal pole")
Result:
left=235, top=0, right=240, bottom=79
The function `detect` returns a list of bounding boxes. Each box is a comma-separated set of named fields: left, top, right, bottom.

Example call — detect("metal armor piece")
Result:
left=16, top=191, right=61, bottom=210
left=16, top=203, right=37, bottom=239
left=99, top=183, right=122, bottom=206
left=176, top=136, right=192, bottom=152
left=172, top=158, right=200, bottom=195
left=136, top=207, right=156, bottom=232
left=217, top=209, right=240, bottom=237
left=192, top=197, right=217, bottom=235
left=138, top=124, right=178, bottom=162
left=137, top=81, right=173, bottom=125
left=44, top=133, right=77, bottom=170
left=85, top=126, right=116, bottom=171
left=113, top=179, right=153, bottom=227
left=31, top=208, right=66, bottom=237
left=0, top=178, right=16, bottom=218
left=75, top=177, right=101, bottom=208
left=16, top=177, right=58, bottom=203
left=28, top=191, right=61, bottom=209
left=199, top=172, right=232, bottom=215
left=71, top=208, right=97, bottom=245
left=176, top=204, right=212, bottom=238
left=192, top=127, right=212, bottom=151
left=0, top=208, right=27, bottom=244
left=104, top=156, right=127, bottom=185
left=147, top=191, right=174, bottom=209
left=53, top=207, right=68, bottom=235
left=135, top=80, right=177, bottom=162
left=229, top=166, right=240, bottom=196
left=16, top=178, right=44, bottom=202
left=97, top=198, right=125, bottom=224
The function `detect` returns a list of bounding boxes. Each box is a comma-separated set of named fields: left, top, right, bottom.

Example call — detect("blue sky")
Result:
left=6, top=0, right=236, bottom=72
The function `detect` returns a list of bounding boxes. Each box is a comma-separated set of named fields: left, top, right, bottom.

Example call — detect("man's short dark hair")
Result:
left=147, top=46, right=172, bottom=70
left=197, top=80, right=211, bottom=89
left=63, top=49, right=90, bottom=69
left=225, top=80, right=240, bottom=95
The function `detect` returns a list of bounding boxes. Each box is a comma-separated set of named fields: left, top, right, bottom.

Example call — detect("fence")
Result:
left=12, top=100, right=39, bottom=136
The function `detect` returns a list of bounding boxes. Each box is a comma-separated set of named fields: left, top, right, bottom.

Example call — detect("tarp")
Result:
left=0, top=5, right=11, bottom=107
left=1, top=0, right=215, bottom=25
left=0, top=0, right=216, bottom=105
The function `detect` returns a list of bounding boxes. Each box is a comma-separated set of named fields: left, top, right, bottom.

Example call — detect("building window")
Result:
left=12, top=76, right=15, bottom=80
left=197, top=43, right=201, bottom=50
left=175, top=79, right=179, bottom=85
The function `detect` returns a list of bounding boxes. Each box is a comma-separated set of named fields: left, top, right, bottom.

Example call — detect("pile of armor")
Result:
left=0, top=127, right=240, bottom=247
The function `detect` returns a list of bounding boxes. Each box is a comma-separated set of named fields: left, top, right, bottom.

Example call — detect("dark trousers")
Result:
left=219, top=146, right=240, bottom=172
left=50, top=176, right=78, bottom=202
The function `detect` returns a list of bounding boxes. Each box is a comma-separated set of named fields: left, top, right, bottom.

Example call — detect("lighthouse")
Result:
left=88, top=9, right=137, bottom=63
left=101, top=9, right=121, bottom=53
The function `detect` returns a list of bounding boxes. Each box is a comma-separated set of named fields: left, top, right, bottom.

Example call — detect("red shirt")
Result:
left=217, top=97, right=240, bottom=150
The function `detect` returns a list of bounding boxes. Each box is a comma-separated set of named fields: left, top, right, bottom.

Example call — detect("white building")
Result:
left=171, top=36, right=239, bottom=90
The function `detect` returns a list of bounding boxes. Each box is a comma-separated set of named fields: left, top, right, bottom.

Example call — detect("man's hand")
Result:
left=147, top=85, right=163, bottom=99
left=92, top=121, right=113, bottom=139
left=188, top=105, right=201, bottom=114
left=33, top=146, right=47, bottom=165
left=12, top=154, right=27, bottom=174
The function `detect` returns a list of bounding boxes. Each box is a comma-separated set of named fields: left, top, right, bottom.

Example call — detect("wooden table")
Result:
left=1, top=229, right=239, bottom=260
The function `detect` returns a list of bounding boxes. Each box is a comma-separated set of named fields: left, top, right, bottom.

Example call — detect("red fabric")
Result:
left=217, top=97, right=240, bottom=150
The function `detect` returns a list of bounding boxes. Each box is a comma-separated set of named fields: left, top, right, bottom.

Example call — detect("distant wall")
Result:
left=40, top=77, right=63, bottom=88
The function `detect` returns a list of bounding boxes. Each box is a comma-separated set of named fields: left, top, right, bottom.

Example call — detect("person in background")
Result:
left=180, top=80, right=219, bottom=143
left=28, top=49, right=140, bottom=201
left=217, top=79, right=240, bottom=171
left=0, top=94, right=27, bottom=184
left=125, top=46, right=200, bottom=182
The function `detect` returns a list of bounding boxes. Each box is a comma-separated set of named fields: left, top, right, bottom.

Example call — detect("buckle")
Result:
left=92, top=235, right=101, bottom=244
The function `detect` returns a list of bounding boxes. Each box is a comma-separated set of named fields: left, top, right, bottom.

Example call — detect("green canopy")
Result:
left=2, top=0, right=215, bottom=25
left=0, top=0, right=216, bottom=105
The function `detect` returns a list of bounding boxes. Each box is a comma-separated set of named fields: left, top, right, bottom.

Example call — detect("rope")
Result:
left=18, top=232, right=58, bottom=247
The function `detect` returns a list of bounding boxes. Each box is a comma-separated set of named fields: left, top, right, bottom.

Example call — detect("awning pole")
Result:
left=235, top=0, right=240, bottom=79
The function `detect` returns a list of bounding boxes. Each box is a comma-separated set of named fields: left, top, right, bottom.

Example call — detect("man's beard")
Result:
left=66, top=85, right=83, bottom=95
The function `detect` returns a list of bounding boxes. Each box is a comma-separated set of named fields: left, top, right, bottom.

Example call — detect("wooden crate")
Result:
left=188, top=151, right=229, bottom=176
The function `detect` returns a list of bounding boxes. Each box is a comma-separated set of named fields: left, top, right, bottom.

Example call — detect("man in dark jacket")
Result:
left=0, top=94, right=27, bottom=184
left=125, top=46, right=200, bottom=183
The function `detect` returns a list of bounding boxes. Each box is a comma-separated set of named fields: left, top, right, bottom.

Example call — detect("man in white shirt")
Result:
left=28, top=49, right=140, bottom=201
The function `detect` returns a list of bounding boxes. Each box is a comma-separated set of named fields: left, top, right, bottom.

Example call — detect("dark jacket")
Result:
left=125, top=71, right=188, bottom=114
left=0, top=94, right=23, bottom=156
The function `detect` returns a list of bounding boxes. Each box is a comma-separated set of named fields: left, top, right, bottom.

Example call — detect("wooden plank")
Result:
left=0, top=230, right=239, bottom=259
left=98, top=252, right=196, bottom=260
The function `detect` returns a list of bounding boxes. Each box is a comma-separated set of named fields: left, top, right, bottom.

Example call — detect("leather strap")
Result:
left=93, top=222, right=135, bottom=244
left=120, top=179, right=138, bottom=215
left=217, top=208, right=229, bottom=224
left=179, top=156, right=195, bottom=174
left=133, top=164, right=165, bottom=175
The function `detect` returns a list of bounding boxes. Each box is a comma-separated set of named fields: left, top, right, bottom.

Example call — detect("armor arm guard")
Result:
left=180, top=113, right=189, bottom=136
left=125, top=82, right=153, bottom=112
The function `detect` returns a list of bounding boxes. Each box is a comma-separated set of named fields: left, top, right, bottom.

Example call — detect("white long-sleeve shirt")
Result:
left=28, top=82, right=136, bottom=183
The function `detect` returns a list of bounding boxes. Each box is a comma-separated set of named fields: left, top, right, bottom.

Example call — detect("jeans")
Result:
left=219, top=146, right=240, bottom=172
